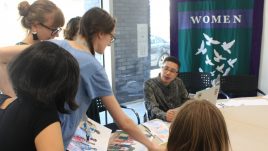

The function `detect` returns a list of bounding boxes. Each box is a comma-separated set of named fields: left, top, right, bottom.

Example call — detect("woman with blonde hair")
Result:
left=0, top=0, right=64, bottom=97
left=167, top=100, right=231, bottom=151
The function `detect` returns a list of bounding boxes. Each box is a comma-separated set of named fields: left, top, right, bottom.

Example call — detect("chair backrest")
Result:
left=178, top=72, right=212, bottom=94
left=86, top=97, right=103, bottom=124
left=86, top=97, right=141, bottom=132
left=220, top=75, right=259, bottom=98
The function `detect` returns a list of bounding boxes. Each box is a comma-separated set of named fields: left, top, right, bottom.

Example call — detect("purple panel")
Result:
left=250, top=0, right=264, bottom=77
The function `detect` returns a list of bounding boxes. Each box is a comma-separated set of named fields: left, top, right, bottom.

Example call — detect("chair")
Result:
left=220, top=75, right=266, bottom=98
left=178, top=72, right=212, bottom=94
left=86, top=97, right=141, bottom=132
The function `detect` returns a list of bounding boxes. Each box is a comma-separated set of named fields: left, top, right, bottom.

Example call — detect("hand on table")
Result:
left=166, top=109, right=176, bottom=122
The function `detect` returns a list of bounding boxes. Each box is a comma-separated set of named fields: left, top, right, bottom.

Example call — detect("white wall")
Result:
left=259, top=0, right=268, bottom=93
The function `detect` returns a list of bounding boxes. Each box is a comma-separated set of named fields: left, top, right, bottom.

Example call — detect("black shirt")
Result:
left=0, top=94, right=59, bottom=151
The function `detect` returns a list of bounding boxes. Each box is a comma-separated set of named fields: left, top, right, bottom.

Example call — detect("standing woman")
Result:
left=17, top=0, right=64, bottom=45
left=0, top=7, right=163, bottom=151
left=52, top=7, right=161, bottom=150
left=0, top=0, right=64, bottom=97
left=0, top=41, right=79, bottom=151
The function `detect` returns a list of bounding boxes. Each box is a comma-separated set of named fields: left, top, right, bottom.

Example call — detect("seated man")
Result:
left=144, top=56, right=189, bottom=122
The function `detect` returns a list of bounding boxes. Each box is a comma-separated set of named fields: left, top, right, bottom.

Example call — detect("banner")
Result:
left=170, top=0, right=264, bottom=82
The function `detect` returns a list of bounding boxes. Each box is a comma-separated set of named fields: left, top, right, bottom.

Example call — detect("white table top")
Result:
left=220, top=97, right=268, bottom=151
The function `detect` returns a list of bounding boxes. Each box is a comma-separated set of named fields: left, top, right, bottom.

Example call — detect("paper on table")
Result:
left=108, top=131, right=147, bottom=151
left=141, top=119, right=170, bottom=143
left=219, top=98, right=268, bottom=107
left=67, top=118, right=112, bottom=151
left=262, top=95, right=268, bottom=99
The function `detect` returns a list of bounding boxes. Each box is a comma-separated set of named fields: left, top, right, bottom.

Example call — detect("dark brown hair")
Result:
left=79, top=7, right=115, bottom=55
left=18, top=0, right=64, bottom=30
left=64, top=16, right=81, bottom=40
left=8, top=41, right=79, bottom=113
left=164, top=56, right=181, bottom=69
left=167, top=100, right=231, bottom=151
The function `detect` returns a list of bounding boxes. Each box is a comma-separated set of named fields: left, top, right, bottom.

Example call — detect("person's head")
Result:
left=167, top=100, right=230, bottom=151
left=160, top=56, right=180, bottom=85
left=64, top=16, right=81, bottom=40
left=79, top=7, right=116, bottom=55
left=18, top=0, right=65, bottom=42
left=8, top=41, right=79, bottom=113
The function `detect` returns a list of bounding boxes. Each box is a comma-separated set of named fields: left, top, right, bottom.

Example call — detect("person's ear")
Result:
left=97, top=32, right=105, bottom=39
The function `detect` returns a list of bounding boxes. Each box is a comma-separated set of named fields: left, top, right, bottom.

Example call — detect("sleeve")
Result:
left=144, top=81, right=166, bottom=121
left=32, top=106, right=60, bottom=139
left=80, top=63, right=113, bottom=100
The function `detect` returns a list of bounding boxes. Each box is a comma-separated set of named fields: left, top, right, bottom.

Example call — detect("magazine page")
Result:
left=141, top=119, right=170, bottom=143
left=108, top=131, right=147, bottom=151
left=67, top=118, right=112, bottom=151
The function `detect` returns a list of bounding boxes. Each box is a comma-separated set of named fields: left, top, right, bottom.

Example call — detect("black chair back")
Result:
left=220, top=75, right=266, bottom=98
left=86, top=97, right=141, bottom=132
left=178, top=72, right=212, bottom=93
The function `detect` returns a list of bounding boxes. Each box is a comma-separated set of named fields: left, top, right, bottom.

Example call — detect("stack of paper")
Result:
left=67, top=118, right=112, bottom=151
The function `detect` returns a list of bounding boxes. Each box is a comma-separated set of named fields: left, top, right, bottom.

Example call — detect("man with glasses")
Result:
left=144, top=56, right=189, bottom=122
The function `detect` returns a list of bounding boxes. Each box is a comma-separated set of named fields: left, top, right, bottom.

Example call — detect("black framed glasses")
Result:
left=161, top=66, right=178, bottom=74
left=39, top=23, right=62, bottom=36
left=110, top=33, right=116, bottom=43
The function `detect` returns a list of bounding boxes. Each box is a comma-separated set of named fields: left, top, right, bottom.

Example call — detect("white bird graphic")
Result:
left=227, top=58, right=237, bottom=68
left=199, top=67, right=204, bottom=72
left=216, top=64, right=225, bottom=73
left=213, top=49, right=226, bottom=62
left=203, top=33, right=220, bottom=46
left=195, top=40, right=207, bottom=55
left=205, top=55, right=214, bottom=66
left=223, top=67, right=231, bottom=76
left=210, top=71, right=215, bottom=76
left=221, top=40, right=235, bottom=54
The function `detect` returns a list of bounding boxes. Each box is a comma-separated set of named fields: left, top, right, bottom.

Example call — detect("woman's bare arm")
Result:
left=101, top=95, right=164, bottom=151
left=0, top=45, right=29, bottom=63
left=35, top=122, right=64, bottom=151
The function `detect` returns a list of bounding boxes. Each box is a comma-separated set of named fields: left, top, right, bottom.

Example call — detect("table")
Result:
left=220, top=98, right=268, bottom=151
left=108, top=96, right=268, bottom=151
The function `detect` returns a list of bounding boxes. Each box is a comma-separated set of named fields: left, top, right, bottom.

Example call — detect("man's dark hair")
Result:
left=8, top=41, right=79, bottom=113
left=163, top=56, right=181, bottom=68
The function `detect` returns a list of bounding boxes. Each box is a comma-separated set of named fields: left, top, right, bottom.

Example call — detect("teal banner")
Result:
left=171, top=0, right=263, bottom=82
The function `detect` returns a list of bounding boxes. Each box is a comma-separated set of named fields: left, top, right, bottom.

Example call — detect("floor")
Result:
left=99, top=68, right=160, bottom=125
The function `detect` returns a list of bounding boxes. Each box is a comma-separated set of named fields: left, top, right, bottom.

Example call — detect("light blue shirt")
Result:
left=50, top=40, right=113, bottom=148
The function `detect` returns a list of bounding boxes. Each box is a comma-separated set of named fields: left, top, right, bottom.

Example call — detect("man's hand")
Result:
left=166, top=109, right=176, bottom=122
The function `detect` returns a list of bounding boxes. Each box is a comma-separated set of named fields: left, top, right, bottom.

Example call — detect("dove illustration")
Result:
left=213, top=49, right=226, bottom=62
left=210, top=71, right=215, bottom=76
left=221, top=40, right=235, bottom=54
left=195, top=40, right=207, bottom=55
left=227, top=58, right=237, bottom=68
left=203, top=33, right=220, bottom=46
left=216, top=64, right=225, bottom=73
left=205, top=55, right=214, bottom=66
left=223, top=67, right=231, bottom=76
left=199, top=67, right=204, bottom=72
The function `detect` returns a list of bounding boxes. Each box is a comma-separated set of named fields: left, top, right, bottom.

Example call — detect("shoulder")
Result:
left=144, top=77, right=158, bottom=87
left=174, top=77, right=184, bottom=84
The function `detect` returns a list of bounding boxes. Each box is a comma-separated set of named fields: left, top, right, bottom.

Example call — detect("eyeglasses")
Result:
left=39, top=23, right=62, bottom=36
left=110, top=33, right=116, bottom=43
left=162, top=66, right=178, bottom=74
